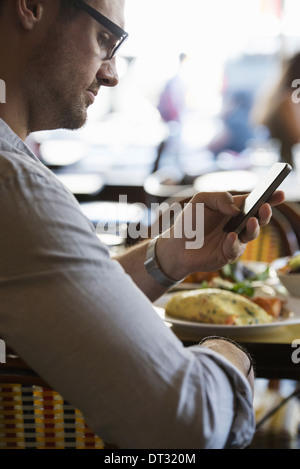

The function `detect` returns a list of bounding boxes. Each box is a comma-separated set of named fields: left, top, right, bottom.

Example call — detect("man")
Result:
left=0, top=0, right=284, bottom=449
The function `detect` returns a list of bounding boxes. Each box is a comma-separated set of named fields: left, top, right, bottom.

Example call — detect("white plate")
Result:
left=154, top=295, right=300, bottom=337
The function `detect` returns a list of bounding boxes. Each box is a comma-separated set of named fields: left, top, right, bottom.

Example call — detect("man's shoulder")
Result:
left=0, top=145, right=60, bottom=189
left=0, top=142, right=38, bottom=170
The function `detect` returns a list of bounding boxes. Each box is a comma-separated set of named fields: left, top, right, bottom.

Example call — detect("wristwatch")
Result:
left=144, top=236, right=180, bottom=288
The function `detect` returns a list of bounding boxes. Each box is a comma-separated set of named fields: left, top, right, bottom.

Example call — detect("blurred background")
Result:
left=27, top=0, right=300, bottom=211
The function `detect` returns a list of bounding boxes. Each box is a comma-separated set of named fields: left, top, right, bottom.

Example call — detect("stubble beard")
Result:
left=25, top=26, right=90, bottom=133
left=28, top=82, right=89, bottom=133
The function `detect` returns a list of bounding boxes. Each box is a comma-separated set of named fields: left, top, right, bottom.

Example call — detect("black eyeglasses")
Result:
left=75, top=0, right=128, bottom=61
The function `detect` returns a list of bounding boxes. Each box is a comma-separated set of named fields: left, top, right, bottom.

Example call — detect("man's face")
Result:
left=25, top=0, right=125, bottom=133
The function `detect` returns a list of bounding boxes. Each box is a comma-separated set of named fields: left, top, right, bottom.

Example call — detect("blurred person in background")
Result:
left=153, top=53, right=188, bottom=171
left=157, top=53, right=188, bottom=126
left=207, top=90, right=254, bottom=157
left=252, top=52, right=300, bottom=166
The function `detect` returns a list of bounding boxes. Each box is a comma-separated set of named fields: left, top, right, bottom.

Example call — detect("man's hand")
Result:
left=156, top=190, right=285, bottom=282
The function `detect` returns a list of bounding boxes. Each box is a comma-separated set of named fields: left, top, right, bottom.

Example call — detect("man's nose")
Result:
left=96, top=59, right=119, bottom=87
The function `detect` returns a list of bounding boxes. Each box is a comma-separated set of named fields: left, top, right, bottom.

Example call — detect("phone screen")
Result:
left=223, top=162, right=292, bottom=235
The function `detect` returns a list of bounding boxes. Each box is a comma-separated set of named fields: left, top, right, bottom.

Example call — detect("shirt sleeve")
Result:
left=0, top=169, right=255, bottom=449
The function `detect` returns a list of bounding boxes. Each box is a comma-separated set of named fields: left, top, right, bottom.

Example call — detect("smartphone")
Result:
left=223, top=162, right=292, bottom=235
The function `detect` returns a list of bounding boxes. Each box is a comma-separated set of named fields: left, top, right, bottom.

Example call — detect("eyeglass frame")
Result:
left=75, top=0, right=129, bottom=60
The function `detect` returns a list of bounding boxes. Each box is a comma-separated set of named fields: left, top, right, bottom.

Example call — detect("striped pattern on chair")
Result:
left=0, top=383, right=104, bottom=449
left=240, top=206, right=299, bottom=263
left=240, top=224, right=291, bottom=263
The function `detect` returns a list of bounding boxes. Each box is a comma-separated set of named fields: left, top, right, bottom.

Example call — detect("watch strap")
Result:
left=144, top=236, right=180, bottom=288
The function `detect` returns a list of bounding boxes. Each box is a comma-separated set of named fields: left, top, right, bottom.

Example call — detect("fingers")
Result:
left=193, top=190, right=285, bottom=252
left=257, top=203, right=272, bottom=227
left=253, top=190, right=285, bottom=228
left=244, top=217, right=260, bottom=240
left=267, top=190, right=285, bottom=207
left=224, top=217, right=260, bottom=260
left=223, top=232, right=246, bottom=262
left=194, top=190, right=285, bottom=216
left=254, top=190, right=285, bottom=227
left=231, top=190, right=286, bottom=232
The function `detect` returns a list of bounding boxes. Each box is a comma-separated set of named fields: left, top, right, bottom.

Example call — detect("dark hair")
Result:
left=280, top=52, right=300, bottom=88
left=59, top=0, right=81, bottom=19
left=0, top=1, right=89, bottom=19
left=0, top=0, right=7, bottom=15
left=59, top=0, right=92, bottom=20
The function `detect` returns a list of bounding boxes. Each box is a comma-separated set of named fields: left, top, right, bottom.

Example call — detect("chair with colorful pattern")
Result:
left=240, top=204, right=299, bottom=263
left=0, top=347, right=104, bottom=449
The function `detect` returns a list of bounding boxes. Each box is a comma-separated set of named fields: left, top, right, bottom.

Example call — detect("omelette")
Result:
left=165, top=288, right=273, bottom=326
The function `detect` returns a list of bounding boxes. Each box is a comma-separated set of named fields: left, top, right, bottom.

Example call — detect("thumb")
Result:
left=195, top=192, right=242, bottom=215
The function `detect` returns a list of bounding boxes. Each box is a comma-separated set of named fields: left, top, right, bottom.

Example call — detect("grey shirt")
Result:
left=0, top=118, right=255, bottom=449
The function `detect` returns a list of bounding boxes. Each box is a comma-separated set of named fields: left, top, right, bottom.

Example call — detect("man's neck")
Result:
left=0, top=46, right=30, bottom=141
left=0, top=113, right=27, bottom=142
left=0, top=82, right=30, bottom=141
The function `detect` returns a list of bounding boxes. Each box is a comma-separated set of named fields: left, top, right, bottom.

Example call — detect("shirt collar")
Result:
left=0, top=118, right=40, bottom=162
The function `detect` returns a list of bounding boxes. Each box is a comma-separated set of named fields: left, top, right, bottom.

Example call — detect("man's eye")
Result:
left=97, top=32, right=110, bottom=49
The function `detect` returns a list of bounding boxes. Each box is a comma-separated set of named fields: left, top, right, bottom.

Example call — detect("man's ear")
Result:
left=16, top=0, right=44, bottom=30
